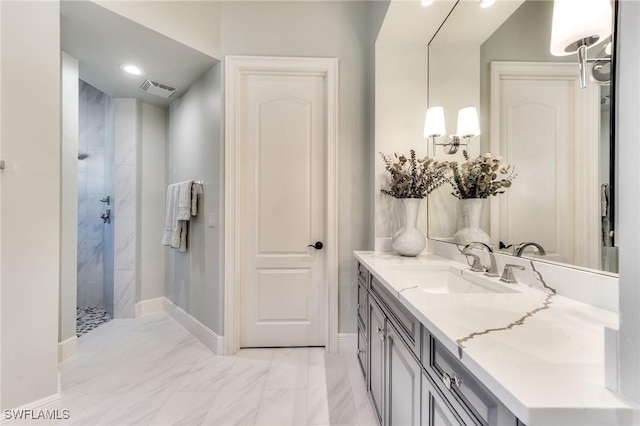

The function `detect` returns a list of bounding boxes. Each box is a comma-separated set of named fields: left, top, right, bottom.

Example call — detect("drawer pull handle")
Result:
left=356, top=303, right=362, bottom=309
left=442, top=372, right=462, bottom=390
left=452, top=374, right=462, bottom=388
left=357, top=349, right=364, bottom=354
left=442, top=372, right=452, bottom=390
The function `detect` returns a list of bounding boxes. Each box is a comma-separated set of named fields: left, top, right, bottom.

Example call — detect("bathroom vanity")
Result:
left=354, top=251, right=637, bottom=426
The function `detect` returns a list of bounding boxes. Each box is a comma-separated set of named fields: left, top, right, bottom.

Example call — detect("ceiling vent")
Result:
left=140, top=79, right=177, bottom=99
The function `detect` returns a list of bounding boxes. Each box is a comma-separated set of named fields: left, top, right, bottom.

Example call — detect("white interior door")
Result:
left=239, top=72, right=327, bottom=348
left=490, top=62, right=600, bottom=267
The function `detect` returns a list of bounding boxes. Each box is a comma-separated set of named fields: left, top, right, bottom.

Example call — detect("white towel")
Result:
left=161, top=184, right=179, bottom=246
left=191, top=182, right=203, bottom=216
left=162, top=180, right=201, bottom=252
left=177, top=180, right=194, bottom=221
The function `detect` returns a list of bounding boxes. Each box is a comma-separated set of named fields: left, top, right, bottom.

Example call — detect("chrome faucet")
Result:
left=462, top=242, right=499, bottom=277
left=514, top=242, right=546, bottom=257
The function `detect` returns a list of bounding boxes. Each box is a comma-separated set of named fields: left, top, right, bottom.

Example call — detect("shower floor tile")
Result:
left=77, top=306, right=111, bottom=337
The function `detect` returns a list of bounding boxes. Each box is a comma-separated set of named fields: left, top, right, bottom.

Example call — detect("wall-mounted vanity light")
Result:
left=479, top=0, right=496, bottom=8
left=420, top=0, right=434, bottom=6
left=424, top=106, right=480, bottom=155
left=550, top=0, right=612, bottom=88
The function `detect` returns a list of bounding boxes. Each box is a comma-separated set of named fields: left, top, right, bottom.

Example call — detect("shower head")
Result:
left=78, top=153, right=89, bottom=160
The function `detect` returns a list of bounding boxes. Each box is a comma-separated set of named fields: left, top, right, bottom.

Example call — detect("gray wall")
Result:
left=166, top=64, right=222, bottom=333
left=616, top=0, right=640, bottom=404
left=220, top=0, right=384, bottom=333
left=60, top=53, right=79, bottom=343
left=139, top=103, right=167, bottom=302
left=1, top=0, right=61, bottom=409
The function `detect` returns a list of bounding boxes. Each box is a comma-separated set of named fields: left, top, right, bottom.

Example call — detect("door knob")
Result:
left=307, top=241, right=324, bottom=250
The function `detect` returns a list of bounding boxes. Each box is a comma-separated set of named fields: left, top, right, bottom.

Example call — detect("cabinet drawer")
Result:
left=426, top=333, right=517, bottom=426
left=357, top=283, right=368, bottom=331
left=370, top=277, right=420, bottom=356
left=422, top=371, right=477, bottom=426
left=357, top=262, right=369, bottom=286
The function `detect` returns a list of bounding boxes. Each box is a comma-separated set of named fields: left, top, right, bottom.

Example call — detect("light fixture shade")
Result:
left=420, top=0, right=434, bottom=6
left=480, top=0, right=496, bottom=9
left=456, top=107, right=480, bottom=138
left=550, top=0, right=612, bottom=56
left=424, top=106, right=446, bottom=138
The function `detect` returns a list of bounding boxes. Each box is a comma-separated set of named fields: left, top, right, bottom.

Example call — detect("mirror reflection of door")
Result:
left=489, top=62, right=600, bottom=269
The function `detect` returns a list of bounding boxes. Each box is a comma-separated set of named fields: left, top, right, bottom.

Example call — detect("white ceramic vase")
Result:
left=453, top=198, right=492, bottom=245
left=391, top=198, right=426, bottom=257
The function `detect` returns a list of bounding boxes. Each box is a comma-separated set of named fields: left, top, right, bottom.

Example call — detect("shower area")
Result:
left=76, top=81, right=115, bottom=336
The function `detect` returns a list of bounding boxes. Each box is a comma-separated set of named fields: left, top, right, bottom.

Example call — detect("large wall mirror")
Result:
left=427, top=0, right=617, bottom=274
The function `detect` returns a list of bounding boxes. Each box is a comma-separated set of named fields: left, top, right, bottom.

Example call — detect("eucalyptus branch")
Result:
left=448, top=150, right=516, bottom=199
left=380, top=150, right=449, bottom=199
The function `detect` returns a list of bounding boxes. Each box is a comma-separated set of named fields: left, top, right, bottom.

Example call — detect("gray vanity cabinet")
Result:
left=367, top=274, right=421, bottom=426
left=386, top=322, right=421, bottom=426
left=356, top=259, right=522, bottom=426
left=423, top=330, right=518, bottom=426
left=368, top=297, right=386, bottom=424
left=357, top=263, right=369, bottom=379
left=422, top=372, right=466, bottom=426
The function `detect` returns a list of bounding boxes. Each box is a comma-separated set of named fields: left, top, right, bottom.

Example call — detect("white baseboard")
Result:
left=162, top=297, right=224, bottom=355
left=58, top=336, right=77, bottom=362
left=338, top=333, right=357, bottom=353
left=135, top=297, right=165, bottom=318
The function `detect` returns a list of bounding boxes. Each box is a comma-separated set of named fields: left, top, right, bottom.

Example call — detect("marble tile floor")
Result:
left=21, top=313, right=377, bottom=426
left=76, top=306, right=111, bottom=337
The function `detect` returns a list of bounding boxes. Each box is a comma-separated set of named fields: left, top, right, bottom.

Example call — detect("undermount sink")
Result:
left=394, top=266, right=519, bottom=294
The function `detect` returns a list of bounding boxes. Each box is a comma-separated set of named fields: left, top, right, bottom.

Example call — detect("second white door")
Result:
left=490, top=62, right=600, bottom=268
left=239, top=71, right=327, bottom=348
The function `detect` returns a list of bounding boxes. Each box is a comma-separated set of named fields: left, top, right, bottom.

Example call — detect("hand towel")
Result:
left=191, top=182, right=203, bottom=216
left=161, top=184, right=179, bottom=246
left=177, top=180, right=194, bottom=221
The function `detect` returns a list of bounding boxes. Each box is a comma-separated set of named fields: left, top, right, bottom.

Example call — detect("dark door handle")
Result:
left=307, top=241, right=324, bottom=250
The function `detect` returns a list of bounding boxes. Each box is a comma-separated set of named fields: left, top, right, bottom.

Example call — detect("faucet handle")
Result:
left=462, top=252, right=485, bottom=272
left=500, top=264, right=525, bottom=284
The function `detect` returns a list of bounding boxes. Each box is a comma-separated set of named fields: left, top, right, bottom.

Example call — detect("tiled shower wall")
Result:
left=77, top=81, right=137, bottom=318
left=78, top=81, right=113, bottom=309
left=103, top=96, right=115, bottom=315
left=113, top=99, right=138, bottom=318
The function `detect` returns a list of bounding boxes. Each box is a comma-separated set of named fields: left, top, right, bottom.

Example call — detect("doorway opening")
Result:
left=76, top=80, right=114, bottom=336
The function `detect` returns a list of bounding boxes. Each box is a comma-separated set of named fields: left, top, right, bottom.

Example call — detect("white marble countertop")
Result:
left=354, top=251, right=639, bottom=426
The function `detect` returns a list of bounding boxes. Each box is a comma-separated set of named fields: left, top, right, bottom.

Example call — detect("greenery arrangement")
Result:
left=380, top=150, right=449, bottom=199
left=449, top=151, right=516, bottom=199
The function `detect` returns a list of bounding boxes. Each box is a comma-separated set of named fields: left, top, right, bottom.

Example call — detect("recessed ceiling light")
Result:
left=120, top=64, right=144, bottom=76
left=480, top=0, right=496, bottom=8
left=420, top=0, right=434, bottom=6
